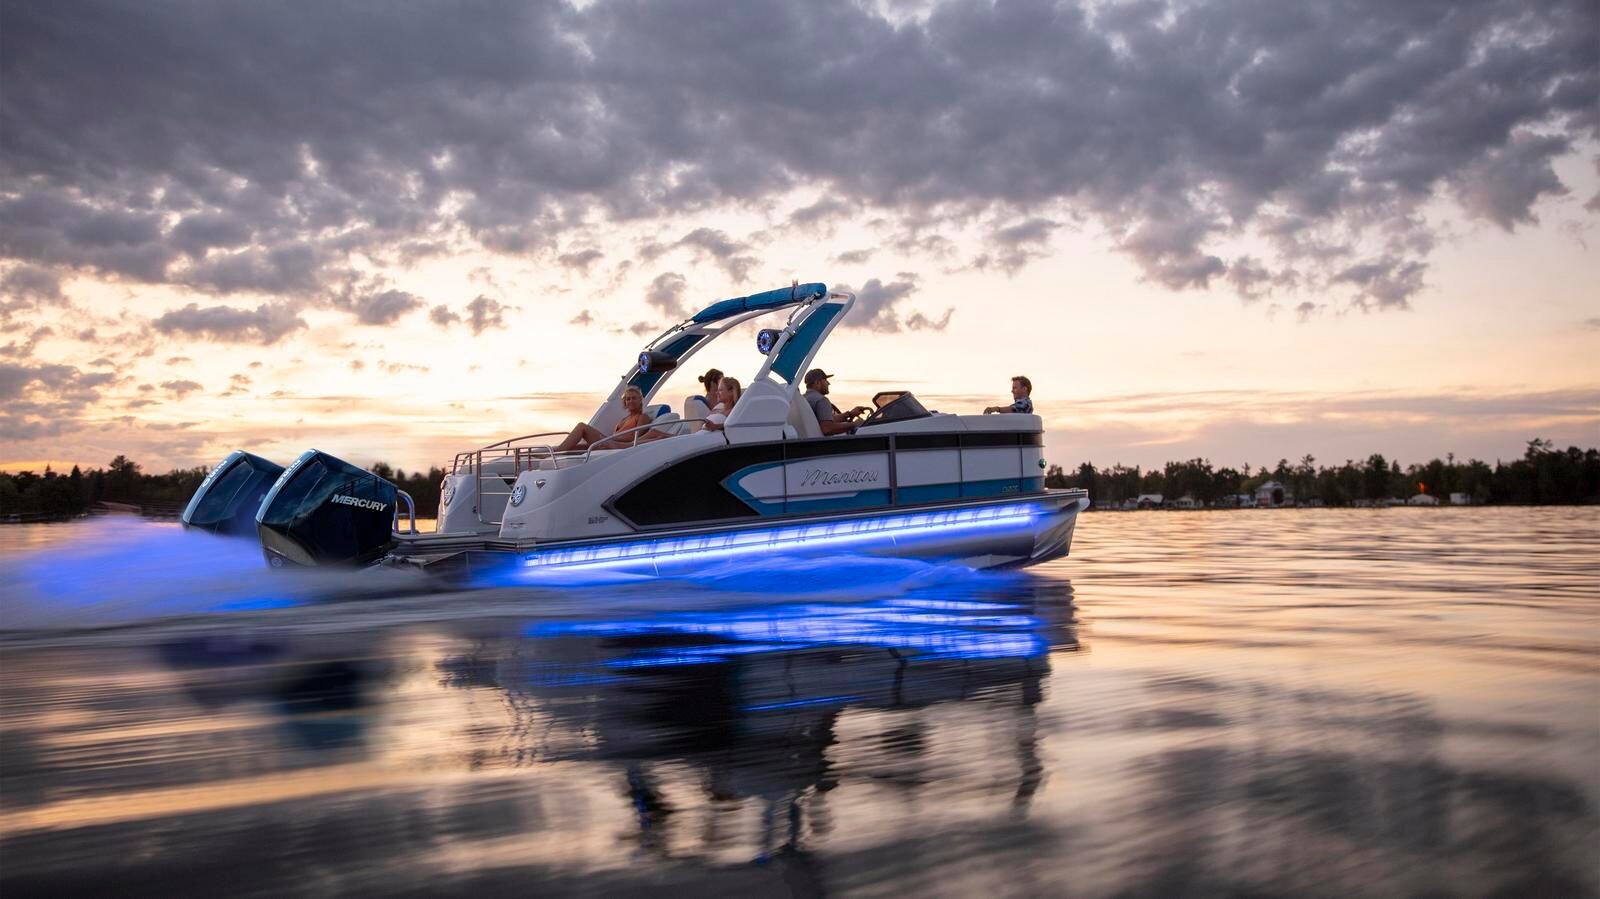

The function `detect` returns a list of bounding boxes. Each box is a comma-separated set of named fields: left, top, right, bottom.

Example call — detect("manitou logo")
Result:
left=331, top=494, right=388, bottom=512
left=799, top=467, right=880, bottom=488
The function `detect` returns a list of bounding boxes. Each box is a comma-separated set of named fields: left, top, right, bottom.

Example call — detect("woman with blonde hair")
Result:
left=555, top=385, right=654, bottom=451
left=702, top=377, right=742, bottom=431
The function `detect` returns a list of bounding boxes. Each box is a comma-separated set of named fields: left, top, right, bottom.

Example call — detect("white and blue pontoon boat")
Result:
left=181, top=283, right=1088, bottom=577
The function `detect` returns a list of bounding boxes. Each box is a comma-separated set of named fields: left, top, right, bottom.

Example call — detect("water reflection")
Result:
left=3, top=509, right=1598, bottom=896
left=436, top=588, right=1072, bottom=870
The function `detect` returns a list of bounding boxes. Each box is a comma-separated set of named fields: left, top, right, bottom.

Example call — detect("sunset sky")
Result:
left=3, top=0, right=1596, bottom=476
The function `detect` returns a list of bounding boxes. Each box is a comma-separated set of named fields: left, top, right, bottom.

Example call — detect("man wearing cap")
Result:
left=804, top=369, right=869, bottom=436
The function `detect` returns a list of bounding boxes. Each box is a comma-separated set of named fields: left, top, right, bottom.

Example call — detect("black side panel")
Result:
left=610, top=433, right=1037, bottom=529
left=256, top=451, right=396, bottom=567
left=611, top=443, right=786, bottom=527
left=180, top=451, right=285, bottom=537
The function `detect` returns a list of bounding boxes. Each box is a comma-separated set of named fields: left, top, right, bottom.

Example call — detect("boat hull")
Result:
left=406, top=490, right=1088, bottom=580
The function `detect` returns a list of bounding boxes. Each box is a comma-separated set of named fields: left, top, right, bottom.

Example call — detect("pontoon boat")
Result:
left=182, top=283, right=1088, bottom=576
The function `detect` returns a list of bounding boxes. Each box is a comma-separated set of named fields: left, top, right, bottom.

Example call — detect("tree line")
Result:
left=0, top=455, right=448, bottom=520
left=5, top=439, right=1596, bottom=521
left=1044, top=439, right=1600, bottom=507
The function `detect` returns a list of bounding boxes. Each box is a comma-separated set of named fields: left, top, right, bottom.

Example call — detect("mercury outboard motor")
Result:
left=181, top=451, right=286, bottom=537
left=255, top=450, right=397, bottom=568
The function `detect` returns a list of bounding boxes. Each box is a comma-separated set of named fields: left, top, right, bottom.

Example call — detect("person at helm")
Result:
left=803, top=368, right=869, bottom=436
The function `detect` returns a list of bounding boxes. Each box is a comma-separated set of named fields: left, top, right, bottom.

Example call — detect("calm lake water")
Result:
left=1, top=508, right=1596, bottom=897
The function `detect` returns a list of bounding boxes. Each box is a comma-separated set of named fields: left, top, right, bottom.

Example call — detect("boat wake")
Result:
left=0, top=519, right=1014, bottom=636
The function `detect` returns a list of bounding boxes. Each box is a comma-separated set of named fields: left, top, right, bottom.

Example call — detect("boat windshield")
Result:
left=862, top=391, right=932, bottom=425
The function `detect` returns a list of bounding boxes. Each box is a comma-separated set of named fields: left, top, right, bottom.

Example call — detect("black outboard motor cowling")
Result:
left=256, top=450, right=397, bottom=568
left=181, top=451, right=286, bottom=537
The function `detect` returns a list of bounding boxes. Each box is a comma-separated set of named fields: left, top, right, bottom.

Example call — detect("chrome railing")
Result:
left=454, top=419, right=715, bottom=525
left=578, top=418, right=713, bottom=463
left=392, top=489, right=418, bottom=535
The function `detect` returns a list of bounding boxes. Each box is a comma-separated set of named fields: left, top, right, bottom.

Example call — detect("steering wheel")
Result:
left=859, top=395, right=906, bottom=427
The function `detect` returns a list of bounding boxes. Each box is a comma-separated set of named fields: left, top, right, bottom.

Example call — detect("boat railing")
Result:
left=456, top=419, right=714, bottom=525
left=577, top=418, right=714, bottom=464
left=393, top=489, right=418, bottom=535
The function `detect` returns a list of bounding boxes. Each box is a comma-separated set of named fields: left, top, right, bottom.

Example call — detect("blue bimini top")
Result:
left=689, top=283, right=827, bottom=324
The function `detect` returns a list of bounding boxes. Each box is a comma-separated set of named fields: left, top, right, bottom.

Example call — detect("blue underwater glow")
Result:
left=519, top=502, right=1041, bottom=573
left=527, top=591, right=1052, bottom=666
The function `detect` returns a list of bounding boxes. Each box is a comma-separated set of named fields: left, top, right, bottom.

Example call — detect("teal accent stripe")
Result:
left=722, top=460, right=892, bottom=516
left=771, top=304, right=843, bottom=383
left=960, top=478, right=1025, bottom=498
left=896, top=483, right=961, bottom=504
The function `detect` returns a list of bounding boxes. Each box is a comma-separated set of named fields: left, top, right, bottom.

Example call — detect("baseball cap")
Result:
left=804, top=368, right=833, bottom=386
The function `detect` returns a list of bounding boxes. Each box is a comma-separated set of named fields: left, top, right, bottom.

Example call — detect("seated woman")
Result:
left=701, top=377, right=742, bottom=431
left=556, top=385, right=655, bottom=452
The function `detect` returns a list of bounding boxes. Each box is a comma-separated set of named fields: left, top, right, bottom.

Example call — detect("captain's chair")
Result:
left=787, top=391, right=823, bottom=438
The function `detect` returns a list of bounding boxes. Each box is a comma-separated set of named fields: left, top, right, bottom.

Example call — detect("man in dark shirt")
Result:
left=803, top=369, right=869, bottom=435
left=984, top=376, right=1034, bottom=414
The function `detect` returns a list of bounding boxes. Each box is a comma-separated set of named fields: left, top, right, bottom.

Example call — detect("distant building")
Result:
left=1449, top=492, right=1474, bottom=506
left=1255, top=480, right=1293, bottom=507
left=1135, top=493, right=1164, bottom=509
left=1176, top=495, right=1201, bottom=510
left=1408, top=493, right=1440, bottom=506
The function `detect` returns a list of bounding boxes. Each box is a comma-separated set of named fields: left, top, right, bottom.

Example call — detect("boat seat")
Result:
left=647, top=403, right=670, bottom=420
left=788, top=392, right=823, bottom=439
left=650, top=412, right=688, bottom=435
left=682, top=396, right=711, bottom=433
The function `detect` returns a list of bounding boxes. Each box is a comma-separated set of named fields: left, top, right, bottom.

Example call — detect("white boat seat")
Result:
left=787, top=392, right=823, bottom=439
left=682, top=396, right=711, bottom=433
left=650, top=412, right=688, bottom=436
left=647, top=403, right=670, bottom=420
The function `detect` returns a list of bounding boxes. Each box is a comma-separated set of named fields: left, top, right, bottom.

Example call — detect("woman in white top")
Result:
left=702, top=377, right=742, bottom=431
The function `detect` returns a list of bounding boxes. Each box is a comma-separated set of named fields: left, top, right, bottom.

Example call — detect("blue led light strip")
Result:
left=521, top=502, right=1042, bottom=571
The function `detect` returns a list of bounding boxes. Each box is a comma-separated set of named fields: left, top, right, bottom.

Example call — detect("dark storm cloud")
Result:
left=1, top=0, right=1593, bottom=318
left=152, top=302, right=308, bottom=343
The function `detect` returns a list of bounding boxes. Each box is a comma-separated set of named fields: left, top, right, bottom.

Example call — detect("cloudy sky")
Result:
left=3, top=0, right=1596, bottom=475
